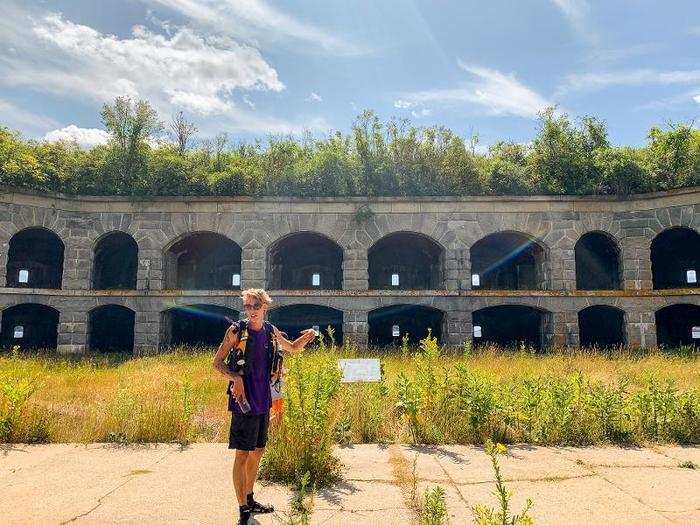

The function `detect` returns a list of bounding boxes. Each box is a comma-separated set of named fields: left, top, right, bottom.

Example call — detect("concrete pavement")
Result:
left=1, top=443, right=698, bottom=524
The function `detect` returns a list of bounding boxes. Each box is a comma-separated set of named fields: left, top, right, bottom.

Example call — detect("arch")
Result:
left=268, top=304, right=343, bottom=344
left=575, top=231, right=622, bottom=290
left=650, top=227, right=700, bottom=289
left=92, top=231, right=138, bottom=290
left=578, top=305, right=626, bottom=348
left=88, top=305, right=135, bottom=353
left=472, top=305, right=551, bottom=350
left=470, top=231, right=547, bottom=290
left=163, top=232, right=242, bottom=290
left=655, top=304, right=700, bottom=348
left=160, top=304, right=238, bottom=348
left=6, top=227, right=65, bottom=289
left=267, top=231, right=343, bottom=290
left=368, top=304, right=444, bottom=346
left=368, top=232, right=444, bottom=290
left=1, top=303, right=59, bottom=350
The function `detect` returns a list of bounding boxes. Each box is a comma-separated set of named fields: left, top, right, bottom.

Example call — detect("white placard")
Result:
left=687, top=270, right=697, bottom=284
left=692, top=326, right=700, bottom=339
left=312, top=325, right=320, bottom=334
left=312, top=273, right=320, bottom=286
left=18, top=269, right=29, bottom=283
left=391, top=273, right=399, bottom=286
left=392, top=324, right=400, bottom=337
left=13, top=325, right=24, bottom=338
left=473, top=325, right=482, bottom=338
left=231, top=273, right=241, bottom=286
left=471, top=274, right=480, bottom=287
left=338, top=358, right=381, bottom=383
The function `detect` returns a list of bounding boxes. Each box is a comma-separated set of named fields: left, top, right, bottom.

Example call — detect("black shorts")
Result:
left=228, top=411, right=270, bottom=451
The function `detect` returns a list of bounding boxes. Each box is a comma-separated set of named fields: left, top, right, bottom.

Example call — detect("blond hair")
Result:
left=241, top=288, right=272, bottom=306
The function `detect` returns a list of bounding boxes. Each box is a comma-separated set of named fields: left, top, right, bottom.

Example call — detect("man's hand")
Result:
left=273, top=326, right=317, bottom=353
left=231, top=376, right=246, bottom=402
left=299, top=328, right=318, bottom=346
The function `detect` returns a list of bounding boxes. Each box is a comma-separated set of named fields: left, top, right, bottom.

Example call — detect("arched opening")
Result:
left=267, top=232, right=343, bottom=290
left=655, top=304, right=700, bottom=348
left=164, top=232, right=242, bottom=290
left=92, top=232, right=138, bottom=290
left=651, top=228, right=700, bottom=289
left=368, top=232, right=444, bottom=290
left=368, top=304, right=444, bottom=346
left=472, top=305, right=550, bottom=350
left=575, top=232, right=621, bottom=290
left=1, top=304, right=59, bottom=350
left=578, top=305, right=625, bottom=348
left=268, top=304, right=343, bottom=344
left=160, top=304, right=238, bottom=348
left=88, top=305, right=135, bottom=353
left=470, top=232, right=547, bottom=290
left=6, top=228, right=64, bottom=289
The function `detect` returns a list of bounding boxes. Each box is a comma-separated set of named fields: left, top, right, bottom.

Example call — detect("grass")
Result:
left=1, top=339, right=698, bottom=450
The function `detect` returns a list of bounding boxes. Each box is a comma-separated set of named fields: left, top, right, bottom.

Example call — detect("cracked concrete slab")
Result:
left=0, top=443, right=697, bottom=524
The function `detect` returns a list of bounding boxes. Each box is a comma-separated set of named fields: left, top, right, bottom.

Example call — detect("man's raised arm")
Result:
left=273, top=326, right=316, bottom=354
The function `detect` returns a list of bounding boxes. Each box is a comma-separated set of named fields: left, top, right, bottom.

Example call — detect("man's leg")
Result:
left=233, top=450, right=249, bottom=506
left=245, top=446, right=264, bottom=496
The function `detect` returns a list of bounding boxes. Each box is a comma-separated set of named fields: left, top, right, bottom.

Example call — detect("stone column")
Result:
left=343, top=247, right=368, bottom=290
left=445, top=247, right=469, bottom=292
left=241, top=239, right=266, bottom=289
left=62, top=236, right=92, bottom=291
left=547, top=310, right=569, bottom=348
left=343, top=309, right=368, bottom=346
left=57, top=307, right=88, bottom=354
left=444, top=307, right=470, bottom=346
left=626, top=308, right=656, bottom=348
left=134, top=307, right=160, bottom=355
left=563, top=309, right=579, bottom=347
left=621, top=236, right=653, bottom=291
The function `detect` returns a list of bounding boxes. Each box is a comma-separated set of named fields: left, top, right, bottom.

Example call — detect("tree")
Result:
left=646, top=123, right=700, bottom=189
left=169, top=111, right=197, bottom=155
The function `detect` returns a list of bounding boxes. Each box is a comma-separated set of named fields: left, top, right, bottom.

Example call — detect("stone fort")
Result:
left=0, top=186, right=698, bottom=354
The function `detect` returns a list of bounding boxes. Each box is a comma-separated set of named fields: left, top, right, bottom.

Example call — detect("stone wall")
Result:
left=0, top=187, right=698, bottom=354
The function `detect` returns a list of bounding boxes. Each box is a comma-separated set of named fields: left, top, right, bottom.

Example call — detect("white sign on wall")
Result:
left=473, top=325, right=482, bottom=338
left=687, top=270, right=697, bottom=284
left=692, top=326, right=700, bottom=339
left=312, top=273, right=321, bottom=286
left=13, top=325, right=24, bottom=339
left=471, top=274, right=480, bottom=287
left=392, top=324, right=400, bottom=337
left=312, top=325, right=320, bottom=335
left=391, top=273, right=399, bottom=286
left=231, top=273, right=241, bottom=286
left=18, top=269, right=29, bottom=283
left=338, top=358, right=381, bottom=382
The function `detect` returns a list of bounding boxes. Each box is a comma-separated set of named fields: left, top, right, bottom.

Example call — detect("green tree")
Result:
left=645, top=123, right=700, bottom=189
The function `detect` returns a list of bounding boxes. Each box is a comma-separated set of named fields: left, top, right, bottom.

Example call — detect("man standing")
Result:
left=213, top=288, right=316, bottom=525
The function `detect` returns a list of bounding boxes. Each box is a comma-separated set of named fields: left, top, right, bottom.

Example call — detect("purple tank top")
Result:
left=231, top=325, right=272, bottom=416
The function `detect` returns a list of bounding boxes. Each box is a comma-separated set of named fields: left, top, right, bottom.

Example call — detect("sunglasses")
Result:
left=243, top=302, right=263, bottom=311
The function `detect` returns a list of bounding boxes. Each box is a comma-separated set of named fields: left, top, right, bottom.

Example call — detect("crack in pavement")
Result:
left=59, top=446, right=177, bottom=524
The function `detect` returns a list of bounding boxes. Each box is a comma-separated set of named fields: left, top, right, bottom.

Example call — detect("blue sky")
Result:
left=0, top=1, right=699, bottom=149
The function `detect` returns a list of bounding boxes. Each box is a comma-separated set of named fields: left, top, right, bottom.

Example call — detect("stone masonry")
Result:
left=0, top=186, right=699, bottom=354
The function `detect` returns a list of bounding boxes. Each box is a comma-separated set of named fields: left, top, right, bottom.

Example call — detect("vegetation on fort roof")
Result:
left=1, top=97, right=699, bottom=197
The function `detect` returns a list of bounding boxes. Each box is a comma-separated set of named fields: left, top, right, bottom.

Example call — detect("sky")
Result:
left=0, top=0, right=699, bottom=149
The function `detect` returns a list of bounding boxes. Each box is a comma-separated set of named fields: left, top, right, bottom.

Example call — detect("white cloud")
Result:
left=694, top=94, right=700, bottom=104
left=549, top=0, right=598, bottom=44
left=306, top=92, right=323, bottom=103
left=143, top=0, right=364, bottom=55
left=242, top=95, right=256, bottom=109
left=43, top=125, right=110, bottom=148
left=562, top=69, right=700, bottom=92
left=397, top=63, right=551, bottom=119
left=411, top=108, right=432, bottom=118
left=394, top=99, right=415, bottom=109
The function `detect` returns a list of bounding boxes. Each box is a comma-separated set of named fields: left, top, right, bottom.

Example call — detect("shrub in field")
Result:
left=421, top=485, right=448, bottom=525
left=260, top=353, right=342, bottom=486
left=0, top=375, right=49, bottom=442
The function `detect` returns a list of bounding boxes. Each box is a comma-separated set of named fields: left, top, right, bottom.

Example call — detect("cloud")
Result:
left=43, top=125, right=110, bottom=148
left=694, top=94, right=700, bottom=104
left=549, top=0, right=597, bottom=44
left=306, top=92, right=323, bottom=103
left=397, top=63, right=551, bottom=119
left=411, top=108, right=432, bottom=118
left=561, top=69, right=700, bottom=92
left=242, top=95, right=256, bottom=109
left=0, top=98, right=59, bottom=132
left=143, top=0, right=364, bottom=55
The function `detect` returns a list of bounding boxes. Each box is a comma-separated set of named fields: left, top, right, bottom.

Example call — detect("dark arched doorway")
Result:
left=88, top=305, right=135, bottom=352
left=1, top=303, right=59, bottom=350
left=578, top=305, right=625, bottom=348
left=472, top=305, right=550, bottom=350
left=575, top=232, right=621, bottom=290
left=160, top=305, right=238, bottom=348
left=368, top=232, right=444, bottom=290
left=470, top=232, right=546, bottom=290
left=6, top=228, right=64, bottom=289
left=651, top=228, right=700, bottom=289
left=267, top=232, right=343, bottom=290
left=368, top=304, right=444, bottom=346
left=92, top=232, right=138, bottom=290
left=655, top=304, right=700, bottom=348
left=268, top=304, right=343, bottom=344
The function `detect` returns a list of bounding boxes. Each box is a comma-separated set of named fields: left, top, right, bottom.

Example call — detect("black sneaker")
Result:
left=238, top=506, right=252, bottom=524
left=249, top=499, right=274, bottom=514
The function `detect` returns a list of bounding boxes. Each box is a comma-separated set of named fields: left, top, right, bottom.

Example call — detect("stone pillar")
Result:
left=241, top=239, right=266, bottom=289
left=563, top=309, right=579, bottom=347
left=548, top=310, right=569, bottom=348
left=622, top=237, right=653, bottom=291
left=62, top=237, right=92, bottom=291
left=134, top=307, right=160, bottom=355
left=558, top=246, right=577, bottom=291
left=444, top=307, right=470, bottom=346
left=343, top=309, right=368, bottom=346
left=0, top=234, right=8, bottom=286
left=137, top=247, right=163, bottom=291
left=445, top=247, right=469, bottom=291
left=343, top=247, right=368, bottom=290
left=57, top=308, right=87, bottom=354
left=626, top=308, right=656, bottom=348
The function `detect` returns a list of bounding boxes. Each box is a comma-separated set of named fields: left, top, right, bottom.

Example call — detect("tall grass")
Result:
left=1, top=340, right=698, bottom=447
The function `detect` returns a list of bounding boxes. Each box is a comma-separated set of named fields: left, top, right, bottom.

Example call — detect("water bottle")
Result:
left=237, top=397, right=251, bottom=414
